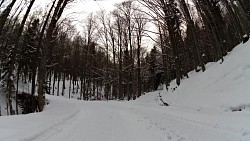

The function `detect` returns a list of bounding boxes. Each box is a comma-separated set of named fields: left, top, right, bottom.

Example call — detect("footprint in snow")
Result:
left=242, top=131, right=250, bottom=136
left=167, top=135, right=172, bottom=140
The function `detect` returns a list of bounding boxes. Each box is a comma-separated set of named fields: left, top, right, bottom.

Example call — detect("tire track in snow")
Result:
left=126, top=104, right=241, bottom=141
left=19, top=108, right=80, bottom=141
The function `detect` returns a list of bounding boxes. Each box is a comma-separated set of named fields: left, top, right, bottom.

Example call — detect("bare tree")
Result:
left=112, top=9, right=124, bottom=99
left=134, top=10, right=147, bottom=97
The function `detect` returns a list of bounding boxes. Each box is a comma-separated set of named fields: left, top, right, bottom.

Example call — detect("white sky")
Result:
left=1, top=0, right=157, bottom=49
left=30, top=0, right=155, bottom=49
left=33, top=0, right=126, bottom=17
left=30, top=0, right=126, bottom=33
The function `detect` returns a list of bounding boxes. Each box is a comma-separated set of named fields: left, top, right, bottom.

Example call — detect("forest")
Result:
left=0, top=0, right=249, bottom=115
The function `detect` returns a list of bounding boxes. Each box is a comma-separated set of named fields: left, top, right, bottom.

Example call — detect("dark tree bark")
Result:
left=193, top=0, right=222, bottom=62
left=0, top=0, right=6, bottom=8
left=180, top=0, right=205, bottom=72
left=0, top=0, right=17, bottom=36
left=57, top=73, right=60, bottom=96
left=134, top=12, right=146, bottom=97
left=221, top=0, right=243, bottom=39
left=7, top=0, right=36, bottom=115
left=37, top=0, right=57, bottom=111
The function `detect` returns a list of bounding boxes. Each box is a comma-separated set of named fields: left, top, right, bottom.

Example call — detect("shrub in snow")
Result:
left=243, top=34, right=249, bottom=44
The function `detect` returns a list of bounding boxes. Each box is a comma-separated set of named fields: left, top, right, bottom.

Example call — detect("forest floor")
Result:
left=0, top=41, right=250, bottom=141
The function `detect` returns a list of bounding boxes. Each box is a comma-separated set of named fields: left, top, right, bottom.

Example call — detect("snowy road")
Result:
left=1, top=94, right=249, bottom=141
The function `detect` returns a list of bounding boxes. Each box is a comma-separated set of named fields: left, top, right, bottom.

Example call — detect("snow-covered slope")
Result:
left=0, top=41, right=250, bottom=141
left=138, top=40, right=250, bottom=111
left=161, top=41, right=250, bottom=111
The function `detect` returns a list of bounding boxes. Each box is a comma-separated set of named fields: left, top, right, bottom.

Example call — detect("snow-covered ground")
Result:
left=0, top=41, right=250, bottom=141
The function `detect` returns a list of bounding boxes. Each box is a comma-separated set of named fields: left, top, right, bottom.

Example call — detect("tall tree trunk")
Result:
left=105, top=43, right=109, bottom=100
left=15, top=65, right=20, bottom=115
left=180, top=0, right=205, bottom=72
left=0, top=0, right=17, bottom=36
left=136, top=35, right=141, bottom=97
left=37, top=0, right=69, bottom=111
left=111, top=37, right=117, bottom=99
left=160, top=25, right=170, bottom=88
left=195, top=0, right=224, bottom=62
left=128, top=21, right=134, bottom=100
left=159, top=0, right=181, bottom=86
left=237, top=0, right=250, bottom=19
left=7, top=0, right=36, bottom=115
left=36, top=0, right=56, bottom=111
left=232, top=0, right=250, bottom=34
left=118, top=41, right=123, bottom=99
left=0, top=0, right=6, bottom=8
left=222, top=0, right=243, bottom=39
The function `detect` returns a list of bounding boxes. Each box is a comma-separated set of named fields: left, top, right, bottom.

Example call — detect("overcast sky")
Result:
left=33, top=0, right=126, bottom=16
left=30, top=0, right=154, bottom=49
left=29, top=0, right=126, bottom=30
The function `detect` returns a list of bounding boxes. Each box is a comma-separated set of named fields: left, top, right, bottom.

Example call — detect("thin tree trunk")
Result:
left=92, top=79, right=95, bottom=98
left=87, top=78, right=90, bottom=100
left=118, top=48, right=123, bottom=99
left=83, top=74, right=86, bottom=100
left=96, top=81, right=99, bottom=99
left=0, top=0, right=17, bottom=36
left=69, top=75, right=71, bottom=99
left=137, top=35, right=141, bottom=97
left=57, top=73, right=60, bottom=96
left=6, top=98, right=9, bottom=115
left=105, top=43, right=109, bottom=100
left=48, top=71, right=52, bottom=94
left=31, top=67, right=36, bottom=95
left=159, top=26, right=170, bottom=88
left=80, top=77, right=83, bottom=100
left=62, top=73, right=65, bottom=96
left=15, top=65, right=20, bottom=115
left=72, top=76, right=75, bottom=93
left=118, top=29, right=123, bottom=100
left=112, top=37, right=117, bottom=99
left=0, top=0, right=5, bottom=8
left=52, top=72, right=56, bottom=95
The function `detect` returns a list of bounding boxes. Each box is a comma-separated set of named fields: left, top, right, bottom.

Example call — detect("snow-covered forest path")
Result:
left=1, top=93, right=249, bottom=141
left=1, top=42, right=250, bottom=141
